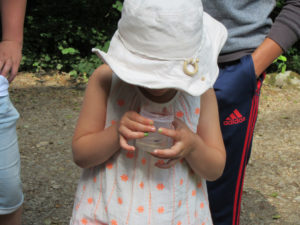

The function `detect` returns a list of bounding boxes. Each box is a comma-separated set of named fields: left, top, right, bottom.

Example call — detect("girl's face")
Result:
left=139, top=87, right=177, bottom=103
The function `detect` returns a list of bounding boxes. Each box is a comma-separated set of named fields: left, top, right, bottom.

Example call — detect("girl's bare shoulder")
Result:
left=92, top=64, right=113, bottom=81
left=90, top=64, right=113, bottom=92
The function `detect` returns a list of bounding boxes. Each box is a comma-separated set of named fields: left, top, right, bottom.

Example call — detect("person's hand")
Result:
left=118, top=111, right=156, bottom=151
left=0, top=40, right=23, bottom=82
left=251, top=37, right=283, bottom=78
left=151, top=118, right=197, bottom=169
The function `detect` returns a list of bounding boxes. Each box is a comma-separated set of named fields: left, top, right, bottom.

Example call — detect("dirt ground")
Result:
left=9, top=72, right=300, bottom=225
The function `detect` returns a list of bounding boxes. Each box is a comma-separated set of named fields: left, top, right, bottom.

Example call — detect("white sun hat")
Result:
left=92, top=0, right=227, bottom=96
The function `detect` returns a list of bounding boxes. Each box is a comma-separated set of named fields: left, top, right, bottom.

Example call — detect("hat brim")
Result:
left=92, top=12, right=227, bottom=96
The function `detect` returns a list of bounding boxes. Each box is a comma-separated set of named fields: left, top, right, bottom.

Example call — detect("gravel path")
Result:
left=9, top=73, right=300, bottom=225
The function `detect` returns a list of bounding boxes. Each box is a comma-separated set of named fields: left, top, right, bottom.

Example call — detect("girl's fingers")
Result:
left=155, top=158, right=179, bottom=169
left=151, top=143, right=183, bottom=159
left=172, top=117, right=184, bottom=128
left=119, top=135, right=135, bottom=151
left=157, top=118, right=186, bottom=139
left=119, top=125, right=145, bottom=140
left=127, top=111, right=154, bottom=126
left=157, top=127, right=177, bottom=139
left=128, top=119, right=155, bottom=133
left=122, top=112, right=156, bottom=133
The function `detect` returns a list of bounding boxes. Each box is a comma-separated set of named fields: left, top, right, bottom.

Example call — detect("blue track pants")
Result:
left=208, top=55, right=265, bottom=225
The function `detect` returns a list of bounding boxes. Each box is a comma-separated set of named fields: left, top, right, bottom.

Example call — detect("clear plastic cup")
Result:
left=135, top=105, right=174, bottom=152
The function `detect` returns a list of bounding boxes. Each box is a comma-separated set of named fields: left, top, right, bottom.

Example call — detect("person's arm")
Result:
left=184, top=89, right=226, bottom=181
left=72, top=65, right=120, bottom=168
left=252, top=0, right=300, bottom=77
left=72, top=64, right=155, bottom=168
left=252, top=37, right=283, bottom=77
left=0, top=0, right=27, bottom=81
left=152, top=89, right=226, bottom=181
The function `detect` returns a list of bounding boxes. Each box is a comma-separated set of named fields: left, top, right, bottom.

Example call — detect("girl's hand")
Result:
left=151, top=118, right=197, bottom=168
left=118, top=111, right=155, bottom=151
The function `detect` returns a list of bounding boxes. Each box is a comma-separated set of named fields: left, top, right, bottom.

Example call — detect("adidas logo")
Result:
left=223, top=109, right=246, bottom=126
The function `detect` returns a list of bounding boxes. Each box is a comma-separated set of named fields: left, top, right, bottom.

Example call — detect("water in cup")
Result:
left=136, top=104, right=174, bottom=152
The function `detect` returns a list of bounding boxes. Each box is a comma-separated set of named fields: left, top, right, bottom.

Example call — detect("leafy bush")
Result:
left=285, top=44, right=300, bottom=74
left=273, top=55, right=287, bottom=73
left=21, top=0, right=123, bottom=79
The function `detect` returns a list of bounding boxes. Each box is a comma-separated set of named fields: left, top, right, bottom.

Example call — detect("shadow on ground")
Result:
left=241, top=188, right=293, bottom=225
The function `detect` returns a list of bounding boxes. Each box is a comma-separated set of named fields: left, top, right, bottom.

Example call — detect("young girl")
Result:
left=70, top=0, right=227, bottom=224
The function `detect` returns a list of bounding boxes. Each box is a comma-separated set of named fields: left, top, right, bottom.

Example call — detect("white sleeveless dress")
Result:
left=70, top=74, right=213, bottom=225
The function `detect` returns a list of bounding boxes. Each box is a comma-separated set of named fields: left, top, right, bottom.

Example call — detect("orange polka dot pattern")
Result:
left=69, top=76, right=212, bottom=225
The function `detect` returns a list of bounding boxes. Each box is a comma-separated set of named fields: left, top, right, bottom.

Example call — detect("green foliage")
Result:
left=285, top=45, right=300, bottom=73
left=272, top=214, right=281, bottom=220
left=70, top=55, right=101, bottom=79
left=268, top=44, right=300, bottom=74
left=276, top=0, right=284, bottom=8
left=290, top=55, right=300, bottom=73
left=113, top=0, right=123, bottom=12
left=273, top=55, right=287, bottom=73
left=21, top=0, right=123, bottom=79
left=270, top=192, right=279, bottom=198
left=60, top=47, right=79, bottom=55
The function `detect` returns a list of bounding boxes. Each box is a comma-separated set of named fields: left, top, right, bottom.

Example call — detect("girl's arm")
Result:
left=185, top=88, right=226, bottom=181
left=152, top=88, right=226, bottom=181
left=72, top=64, right=156, bottom=168
left=72, top=64, right=120, bottom=168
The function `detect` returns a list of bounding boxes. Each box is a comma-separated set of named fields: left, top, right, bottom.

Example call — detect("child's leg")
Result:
left=207, top=55, right=264, bottom=225
left=0, top=95, right=23, bottom=225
